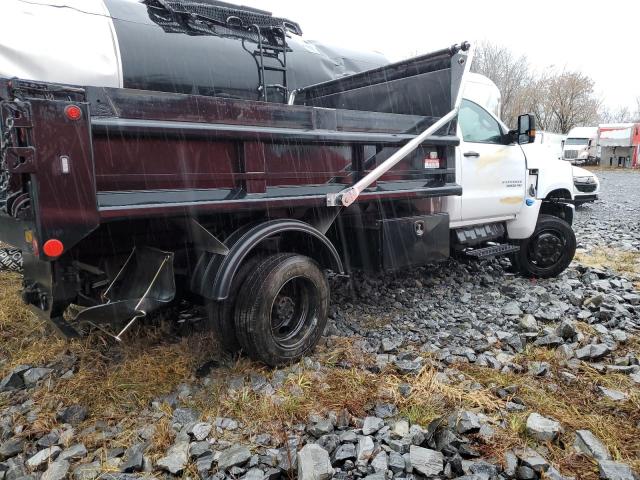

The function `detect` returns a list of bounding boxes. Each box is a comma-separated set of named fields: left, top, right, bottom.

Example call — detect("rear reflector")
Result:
left=43, top=239, right=64, bottom=258
left=64, top=105, right=82, bottom=121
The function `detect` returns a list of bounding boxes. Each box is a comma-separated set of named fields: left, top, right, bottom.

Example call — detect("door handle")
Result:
left=464, top=151, right=480, bottom=158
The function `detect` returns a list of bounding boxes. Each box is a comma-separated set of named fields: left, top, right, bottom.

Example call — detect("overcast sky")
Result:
left=242, top=0, right=640, bottom=110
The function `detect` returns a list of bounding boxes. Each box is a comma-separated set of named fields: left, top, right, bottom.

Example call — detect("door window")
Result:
left=459, top=99, right=504, bottom=144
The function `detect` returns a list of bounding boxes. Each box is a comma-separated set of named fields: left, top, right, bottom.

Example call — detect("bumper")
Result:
left=575, top=194, right=598, bottom=204
left=564, top=158, right=587, bottom=165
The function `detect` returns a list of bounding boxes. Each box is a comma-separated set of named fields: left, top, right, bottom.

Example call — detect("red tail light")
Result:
left=64, top=105, right=82, bottom=121
left=43, top=239, right=64, bottom=258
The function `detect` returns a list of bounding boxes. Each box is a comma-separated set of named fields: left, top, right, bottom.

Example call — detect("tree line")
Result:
left=471, top=42, right=640, bottom=134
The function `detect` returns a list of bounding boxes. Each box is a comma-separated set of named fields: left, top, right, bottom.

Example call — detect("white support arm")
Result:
left=327, top=44, right=474, bottom=208
left=326, top=110, right=458, bottom=207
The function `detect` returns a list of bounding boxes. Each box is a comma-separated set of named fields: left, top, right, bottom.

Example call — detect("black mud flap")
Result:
left=74, top=247, right=176, bottom=340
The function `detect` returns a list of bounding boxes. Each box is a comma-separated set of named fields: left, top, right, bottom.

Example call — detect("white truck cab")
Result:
left=445, top=74, right=577, bottom=277
left=562, top=127, right=599, bottom=165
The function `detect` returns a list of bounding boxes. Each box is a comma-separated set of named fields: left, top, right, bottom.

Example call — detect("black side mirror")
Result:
left=517, top=114, right=536, bottom=145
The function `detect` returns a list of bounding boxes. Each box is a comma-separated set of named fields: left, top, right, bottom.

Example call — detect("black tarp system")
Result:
left=103, top=0, right=390, bottom=102
left=294, top=47, right=459, bottom=120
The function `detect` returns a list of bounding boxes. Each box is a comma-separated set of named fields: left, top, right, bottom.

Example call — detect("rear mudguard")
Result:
left=191, top=219, right=344, bottom=302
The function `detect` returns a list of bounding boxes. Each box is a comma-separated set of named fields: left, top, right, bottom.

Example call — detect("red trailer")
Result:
left=598, top=123, right=640, bottom=168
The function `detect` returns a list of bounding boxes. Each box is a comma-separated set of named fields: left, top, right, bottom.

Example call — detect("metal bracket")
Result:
left=173, top=218, right=229, bottom=255
left=6, top=147, right=36, bottom=174
left=74, top=247, right=176, bottom=341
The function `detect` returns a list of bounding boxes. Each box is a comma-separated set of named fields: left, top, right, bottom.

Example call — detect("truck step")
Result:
left=464, top=244, right=520, bottom=259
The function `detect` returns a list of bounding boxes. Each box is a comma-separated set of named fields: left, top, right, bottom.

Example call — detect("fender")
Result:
left=537, top=182, right=574, bottom=201
left=195, top=219, right=344, bottom=302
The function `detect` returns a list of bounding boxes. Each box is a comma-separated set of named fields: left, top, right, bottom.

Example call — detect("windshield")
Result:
left=565, top=138, right=589, bottom=146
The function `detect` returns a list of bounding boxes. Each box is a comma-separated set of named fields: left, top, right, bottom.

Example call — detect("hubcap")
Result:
left=529, top=230, right=565, bottom=268
left=270, top=277, right=317, bottom=350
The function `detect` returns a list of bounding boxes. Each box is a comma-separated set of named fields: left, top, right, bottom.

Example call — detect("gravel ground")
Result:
left=573, top=169, right=640, bottom=251
left=0, top=169, right=639, bottom=480
left=326, top=168, right=640, bottom=357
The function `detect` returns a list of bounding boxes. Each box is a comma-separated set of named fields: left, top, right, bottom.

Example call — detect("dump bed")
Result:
left=0, top=43, right=467, bottom=259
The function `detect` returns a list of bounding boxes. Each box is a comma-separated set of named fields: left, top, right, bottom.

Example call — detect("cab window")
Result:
left=459, top=99, right=503, bottom=144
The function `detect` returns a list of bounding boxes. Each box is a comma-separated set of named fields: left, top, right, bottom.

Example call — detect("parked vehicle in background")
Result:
left=535, top=131, right=567, bottom=160
left=562, top=127, right=599, bottom=165
left=572, top=167, right=600, bottom=206
left=598, top=123, right=640, bottom=168
left=530, top=132, right=598, bottom=205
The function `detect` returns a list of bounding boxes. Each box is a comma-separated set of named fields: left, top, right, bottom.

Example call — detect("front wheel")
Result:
left=511, top=215, right=576, bottom=278
left=234, top=253, right=329, bottom=367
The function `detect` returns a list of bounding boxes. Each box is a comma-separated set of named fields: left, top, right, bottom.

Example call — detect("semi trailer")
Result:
left=0, top=0, right=578, bottom=366
left=562, top=126, right=599, bottom=165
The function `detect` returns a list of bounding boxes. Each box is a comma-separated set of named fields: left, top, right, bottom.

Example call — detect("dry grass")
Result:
left=0, top=273, right=68, bottom=372
left=460, top=344, right=640, bottom=479
left=575, top=249, right=640, bottom=280
left=0, top=274, right=213, bottom=431
left=194, top=361, right=393, bottom=437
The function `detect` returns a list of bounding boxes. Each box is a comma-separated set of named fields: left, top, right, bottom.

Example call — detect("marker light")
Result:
left=43, top=239, right=64, bottom=258
left=64, top=105, right=82, bottom=121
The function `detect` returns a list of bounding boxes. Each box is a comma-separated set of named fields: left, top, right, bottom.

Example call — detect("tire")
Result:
left=234, top=253, right=329, bottom=367
left=511, top=214, right=576, bottom=279
left=0, top=248, right=22, bottom=272
left=206, top=254, right=264, bottom=352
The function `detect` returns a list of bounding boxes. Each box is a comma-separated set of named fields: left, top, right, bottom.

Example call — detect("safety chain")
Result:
left=0, top=114, right=16, bottom=207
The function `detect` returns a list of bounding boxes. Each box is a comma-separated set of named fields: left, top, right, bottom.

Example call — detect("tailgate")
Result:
left=0, top=79, right=99, bottom=258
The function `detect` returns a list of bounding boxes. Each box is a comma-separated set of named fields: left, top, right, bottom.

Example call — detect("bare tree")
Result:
left=471, top=41, right=531, bottom=128
left=544, top=71, right=600, bottom=133
left=472, top=42, right=602, bottom=133
left=523, top=74, right=558, bottom=131
left=600, top=105, right=632, bottom=124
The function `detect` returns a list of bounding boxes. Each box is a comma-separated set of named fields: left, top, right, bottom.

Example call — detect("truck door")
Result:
left=457, top=99, right=527, bottom=222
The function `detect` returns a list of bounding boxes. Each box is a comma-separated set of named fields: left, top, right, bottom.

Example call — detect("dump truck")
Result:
left=0, top=0, right=578, bottom=366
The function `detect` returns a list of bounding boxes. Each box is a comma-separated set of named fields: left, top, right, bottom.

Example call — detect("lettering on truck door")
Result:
left=457, top=99, right=527, bottom=222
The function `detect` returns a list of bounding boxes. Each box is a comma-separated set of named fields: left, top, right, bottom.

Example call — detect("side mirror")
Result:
left=517, top=114, right=536, bottom=144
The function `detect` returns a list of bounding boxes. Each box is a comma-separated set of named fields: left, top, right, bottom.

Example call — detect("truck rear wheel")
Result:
left=511, top=214, right=576, bottom=278
left=206, top=254, right=264, bottom=352
left=234, top=253, right=329, bottom=367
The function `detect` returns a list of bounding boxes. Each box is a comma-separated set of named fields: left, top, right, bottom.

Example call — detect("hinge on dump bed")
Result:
left=7, top=79, right=85, bottom=102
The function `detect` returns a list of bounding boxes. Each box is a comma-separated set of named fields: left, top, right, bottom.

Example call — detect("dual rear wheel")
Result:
left=207, top=253, right=329, bottom=367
